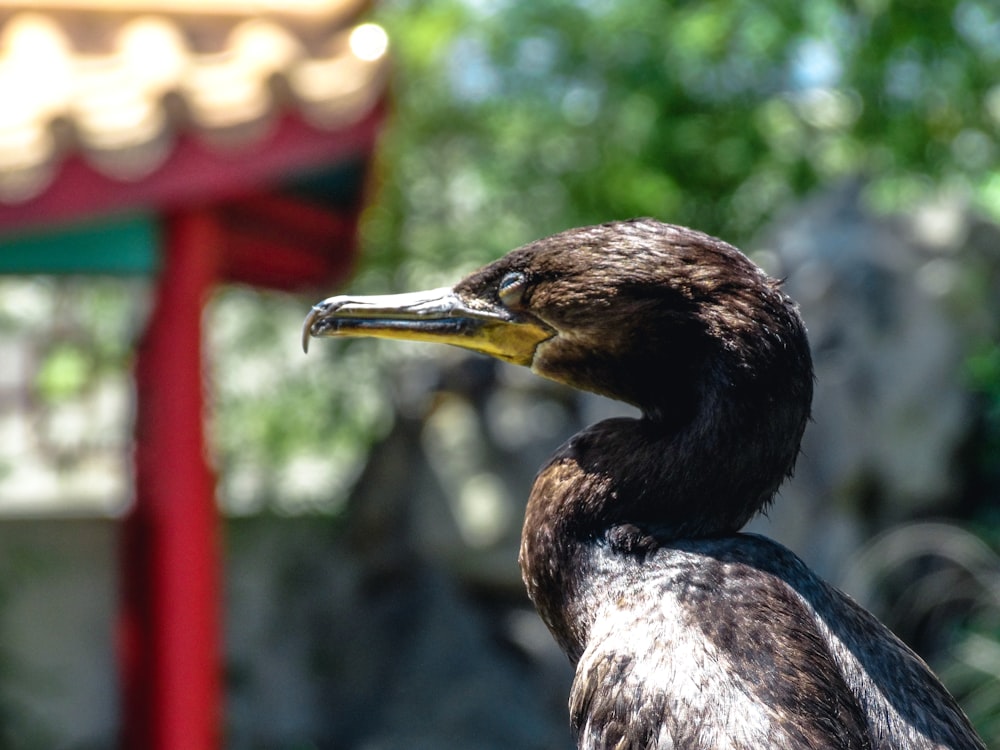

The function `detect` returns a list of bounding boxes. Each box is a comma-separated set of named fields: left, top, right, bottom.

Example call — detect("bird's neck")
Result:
left=518, top=395, right=795, bottom=661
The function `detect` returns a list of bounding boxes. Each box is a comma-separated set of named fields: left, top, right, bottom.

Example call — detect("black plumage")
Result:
left=304, top=219, right=985, bottom=750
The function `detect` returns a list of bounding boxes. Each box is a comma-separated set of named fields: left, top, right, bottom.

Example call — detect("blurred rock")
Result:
left=226, top=513, right=574, bottom=750
left=748, top=183, right=1000, bottom=577
left=224, top=399, right=576, bottom=749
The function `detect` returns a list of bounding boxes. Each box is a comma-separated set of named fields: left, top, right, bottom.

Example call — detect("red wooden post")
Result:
left=120, top=209, right=222, bottom=749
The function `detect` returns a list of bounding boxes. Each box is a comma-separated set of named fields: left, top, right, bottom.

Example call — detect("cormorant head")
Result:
left=307, top=220, right=809, bottom=412
left=305, top=219, right=813, bottom=523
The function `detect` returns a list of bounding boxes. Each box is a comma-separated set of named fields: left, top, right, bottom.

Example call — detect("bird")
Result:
left=303, top=219, right=985, bottom=750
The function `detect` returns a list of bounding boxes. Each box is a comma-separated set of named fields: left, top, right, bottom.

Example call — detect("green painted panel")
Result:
left=0, top=214, right=160, bottom=275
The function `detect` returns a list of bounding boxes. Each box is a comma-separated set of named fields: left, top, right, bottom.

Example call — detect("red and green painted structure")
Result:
left=0, top=94, right=386, bottom=750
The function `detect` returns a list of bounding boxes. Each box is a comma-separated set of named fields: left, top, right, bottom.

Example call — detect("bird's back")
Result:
left=568, top=533, right=984, bottom=750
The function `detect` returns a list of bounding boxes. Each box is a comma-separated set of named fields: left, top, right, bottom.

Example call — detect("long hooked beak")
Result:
left=302, top=287, right=554, bottom=366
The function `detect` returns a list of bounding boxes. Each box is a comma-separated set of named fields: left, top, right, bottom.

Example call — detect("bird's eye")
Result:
left=498, top=271, right=528, bottom=308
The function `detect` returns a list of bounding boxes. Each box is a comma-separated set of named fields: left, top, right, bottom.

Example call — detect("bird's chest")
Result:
left=570, top=584, right=782, bottom=750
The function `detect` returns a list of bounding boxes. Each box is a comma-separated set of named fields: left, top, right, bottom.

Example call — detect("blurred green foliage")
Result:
left=360, top=0, right=1000, bottom=289
left=35, top=344, right=90, bottom=403
left=210, top=289, right=395, bottom=514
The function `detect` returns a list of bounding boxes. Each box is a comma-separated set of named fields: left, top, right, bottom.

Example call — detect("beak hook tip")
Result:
left=302, top=307, right=320, bottom=354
